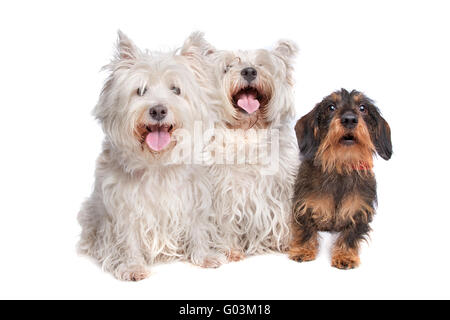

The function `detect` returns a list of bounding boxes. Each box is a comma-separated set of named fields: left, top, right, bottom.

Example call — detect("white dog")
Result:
left=78, top=31, right=225, bottom=281
left=182, top=34, right=300, bottom=259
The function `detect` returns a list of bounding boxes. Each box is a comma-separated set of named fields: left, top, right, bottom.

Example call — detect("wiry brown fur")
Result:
left=331, top=245, right=360, bottom=269
left=316, top=117, right=375, bottom=175
left=289, top=89, right=392, bottom=269
left=289, top=225, right=319, bottom=262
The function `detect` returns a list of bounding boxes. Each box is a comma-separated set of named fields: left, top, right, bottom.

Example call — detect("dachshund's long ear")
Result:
left=374, top=115, right=392, bottom=160
left=295, top=108, right=320, bottom=160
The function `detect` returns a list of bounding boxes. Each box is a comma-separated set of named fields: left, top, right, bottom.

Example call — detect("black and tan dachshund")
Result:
left=289, top=89, right=392, bottom=269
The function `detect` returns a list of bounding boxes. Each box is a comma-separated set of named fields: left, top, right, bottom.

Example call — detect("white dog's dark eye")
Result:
left=329, top=105, right=336, bottom=111
left=359, top=105, right=366, bottom=112
left=171, top=86, right=181, bottom=95
left=137, top=87, right=147, bottom=96
left=224, top=65, right=231, bottom=73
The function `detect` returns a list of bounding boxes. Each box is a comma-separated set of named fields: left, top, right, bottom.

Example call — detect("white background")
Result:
left=0, top=0, right=449, bottom=299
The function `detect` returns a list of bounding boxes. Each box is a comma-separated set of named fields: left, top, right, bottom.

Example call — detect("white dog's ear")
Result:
left=273, top=39, right=298, bottom=84
left=115, top=30, right=140, bottom=60
left=273, top=39, right=298, bottom=63
left=180, top=31, right=216, bottom=56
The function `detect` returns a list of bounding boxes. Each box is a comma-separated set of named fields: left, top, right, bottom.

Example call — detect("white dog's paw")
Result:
left=200, top=257, right=222, bottom=269
left=192, top=253, right=227, bottom=269
left=227, top=249, right=246, bottom=262
left=114, top=264, right=150, bottom=282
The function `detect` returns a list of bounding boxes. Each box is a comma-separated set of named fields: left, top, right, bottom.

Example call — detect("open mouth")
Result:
left=144, top=124, right=175, bottom=151
left=232, top=87, right=267, bottom=114
left=340, top=133, right=357, bottom=146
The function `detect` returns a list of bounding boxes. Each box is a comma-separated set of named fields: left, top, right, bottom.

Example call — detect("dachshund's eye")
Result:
left=359, top=105, right=366, bottom=112
left=329, top=105, right=336, bottom=111
left=137, top=87, right=147, bottom=96
left=171, top=86, right=181, bottom=95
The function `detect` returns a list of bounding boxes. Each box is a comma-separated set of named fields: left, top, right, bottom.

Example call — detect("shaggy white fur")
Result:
left=78, top=31, right=225, bottom=281
left=181, top=33, right=300, bottom=257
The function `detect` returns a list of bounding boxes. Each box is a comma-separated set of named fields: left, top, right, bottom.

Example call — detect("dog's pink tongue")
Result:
left=145, top=127, right=171, bottom=151
left=237, top=92, right=260, bottom=114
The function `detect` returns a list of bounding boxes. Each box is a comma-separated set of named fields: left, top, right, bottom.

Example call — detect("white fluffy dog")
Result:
left=182, top=34, right=300, bottom=259
left=78, top=31, right=225, bottom=281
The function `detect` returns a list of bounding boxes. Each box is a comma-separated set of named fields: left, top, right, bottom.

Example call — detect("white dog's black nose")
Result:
left=241, top=67, right=257, bottom=83
left=149, top=105, right=167, bottom=121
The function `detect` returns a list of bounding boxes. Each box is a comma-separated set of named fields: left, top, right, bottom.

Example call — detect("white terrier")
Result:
left=182, top=34, right=300, bottom=260
left=78, top=31, right=225, bottom=281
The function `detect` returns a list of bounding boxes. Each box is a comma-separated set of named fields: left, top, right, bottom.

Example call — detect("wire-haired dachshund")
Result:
left=289, top=89, right=392, bottom=269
